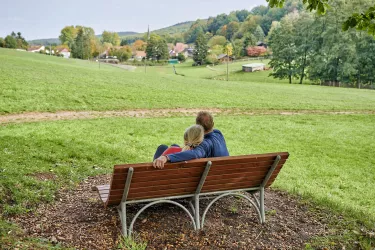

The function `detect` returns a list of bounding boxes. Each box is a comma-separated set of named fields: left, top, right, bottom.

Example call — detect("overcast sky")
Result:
left=1, top=0, right=267, bottom=40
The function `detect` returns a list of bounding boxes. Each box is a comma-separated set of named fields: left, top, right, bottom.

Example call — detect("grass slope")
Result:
left=1, top=115, right=374, bottom=227
left=1, top=49, right=375, bottom=114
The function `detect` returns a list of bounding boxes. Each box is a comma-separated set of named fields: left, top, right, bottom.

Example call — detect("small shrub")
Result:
left=117, top=236, right=147, bottom=250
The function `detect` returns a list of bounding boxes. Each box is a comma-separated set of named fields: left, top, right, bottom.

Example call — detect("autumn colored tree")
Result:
left=223, top=42, right=233, bottom=56
left=246, top=46, right=267, bottom=57
left=132, top=40, right=146, bottom=51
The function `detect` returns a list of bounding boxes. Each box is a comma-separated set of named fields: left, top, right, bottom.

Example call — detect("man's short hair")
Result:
left=196, top=111, right=214, bottom=132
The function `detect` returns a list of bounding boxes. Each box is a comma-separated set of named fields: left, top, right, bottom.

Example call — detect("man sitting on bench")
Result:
left=153, top=111, right=230, bottom=169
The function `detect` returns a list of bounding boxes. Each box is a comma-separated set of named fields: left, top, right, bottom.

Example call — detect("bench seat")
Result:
left=96, top=152, right=289, bottom=237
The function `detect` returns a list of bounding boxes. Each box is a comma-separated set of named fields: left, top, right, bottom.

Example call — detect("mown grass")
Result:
left=1, top=115, right=374, bottom=227
left=1, top=48, right=375, bottom=114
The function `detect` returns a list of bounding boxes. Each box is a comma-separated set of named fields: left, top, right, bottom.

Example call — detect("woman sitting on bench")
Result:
left=153, top=124, right=204, bottom=160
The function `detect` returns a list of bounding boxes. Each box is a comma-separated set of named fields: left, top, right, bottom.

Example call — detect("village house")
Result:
left=27, top=45, right=45, bottom=53
left=57, top=48, right=70, bottom=58
left=134, top=51, right=146, bottom=61
left=169, top=43, right=189, bottom=57
left=217, top=54, right=234, bottom=63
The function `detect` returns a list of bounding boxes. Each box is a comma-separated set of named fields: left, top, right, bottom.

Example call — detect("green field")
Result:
left=1, top=49, right=375, bottom=114
left=1, top=48, right=375, bottom=248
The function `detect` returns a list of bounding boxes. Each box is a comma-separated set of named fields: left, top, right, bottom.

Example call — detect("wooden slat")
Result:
left=112, top=159, right=286, bottom=178
left=106, top=169, right=280, bottom=197
left=110, top=162, right=285, bottom=183
left=107, top=175, right=278, bottom=201
left=102, top=178, right=271, bottom=197
left=112, top=154, right=288, bottom=174
left=112, top=152, right=289, bottom=173
left=101, top=152, right=289, bottom=206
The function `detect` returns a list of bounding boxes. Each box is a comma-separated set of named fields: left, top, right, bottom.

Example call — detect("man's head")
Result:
left=196, top=111, right=214, bottom=133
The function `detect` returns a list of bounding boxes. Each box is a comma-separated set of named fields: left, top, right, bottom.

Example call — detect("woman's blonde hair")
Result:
left=182, top=125, right=204, bottom=151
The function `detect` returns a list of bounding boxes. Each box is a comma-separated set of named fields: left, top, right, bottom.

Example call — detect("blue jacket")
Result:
left=167, top=129, right=229, bottom=163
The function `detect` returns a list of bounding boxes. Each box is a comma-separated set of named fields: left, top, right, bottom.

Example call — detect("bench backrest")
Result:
left=101, top=152, right=289, bottom=206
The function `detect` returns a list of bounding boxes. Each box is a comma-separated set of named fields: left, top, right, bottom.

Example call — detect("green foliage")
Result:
left=193, top=33, right=208, bottom=65
left=343, top=4, right=375, bottom=35
left=267, top=0, right=330, bottom=14
left=226, top=21, right=240, bottom=40
left=268, top=0, right=375, bottom=35
left=71, top=27, right=96, bottom=59
left=205, top=53, right=218, bottom=64
left=268, top=14, right=298, bottom=84
left=145, top=34, right=169, bottom=61
left=207, top=13, right=230, bottom=34
left=208, top=35, right=227, bottom=47
left=0, top=37, right=4, bottom=47
left=109, top=46, right=132, bottom=62
left=59, top=25, right=78, bottom=47
left=101, top=30, right=121, bottom=46
left=268, top=2, right=375, bottom=86
left=184, top=19, right=206, bottom=43
left=235, top=9, right=251, bottom=22
left=4, top=35, right=17, bottom=49
left=120, top=39, right=129, bottom=46
left=177, top=53, right=186, bottom=62
left=3, top=32, right=28, bottom=49
left=254, top=25, right=265, bottom=42
left=117, top=237, right=147, bottom=250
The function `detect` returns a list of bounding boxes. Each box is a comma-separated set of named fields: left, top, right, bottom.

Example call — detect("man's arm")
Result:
left=153, top=141, right=211, bottom=168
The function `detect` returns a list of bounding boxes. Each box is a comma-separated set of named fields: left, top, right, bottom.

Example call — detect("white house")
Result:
left=27, top=45, right=45, bottom=53
left=57, top=48, right=70, bottom=58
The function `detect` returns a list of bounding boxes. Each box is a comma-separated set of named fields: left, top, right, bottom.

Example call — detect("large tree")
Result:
left=193, top=32, right=209, bottom=65
left=268, top=13, right=299, bottom=84
left=266, top=0, right=375, bottom=35
left=59, top=26, right=78, bottom=48
left=145, top=34, right=168, bottom=61
left=71, top=27, right=96, bottom=59
left=101, top=31, right=120, bottom=46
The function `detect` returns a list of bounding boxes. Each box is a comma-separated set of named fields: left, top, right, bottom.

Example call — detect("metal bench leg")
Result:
left=260, top=155, right=281, bottom=224
left=194, top=161, right=211, bottom=230
left=118, top=167, right=134, bottom=237
left=260, top=187, right=265, bottom=224
left=118, top=202, right=128, bottom=237
left=194, top=195, right=200, bottom=230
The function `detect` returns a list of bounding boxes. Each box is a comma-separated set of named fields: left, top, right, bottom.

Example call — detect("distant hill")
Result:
left=28, top=21, right=194, bottom=45
left=28, top=38, right=61, bottom=46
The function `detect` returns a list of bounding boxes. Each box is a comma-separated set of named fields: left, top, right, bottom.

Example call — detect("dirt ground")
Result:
left=10, top=174, right=340, bottom=250
left=1, top=108, right=373, bottom=124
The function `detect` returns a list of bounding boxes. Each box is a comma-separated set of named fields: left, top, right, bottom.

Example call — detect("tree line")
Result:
left=269, top=0, right=375, bottom=87
left=0, top=32, right=28, bottom=49
left=58, top=25, right=170, bottom=62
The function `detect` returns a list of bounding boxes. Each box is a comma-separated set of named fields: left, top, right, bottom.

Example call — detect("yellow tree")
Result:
left=132, top=40, right=146, bottom=51
left=223, top=42, right=233, bottom=56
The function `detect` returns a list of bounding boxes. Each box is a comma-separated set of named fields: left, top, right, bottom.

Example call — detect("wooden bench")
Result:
left=96, top=152, right=289, bottom=237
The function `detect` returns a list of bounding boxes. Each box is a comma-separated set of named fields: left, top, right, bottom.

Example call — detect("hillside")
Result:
left=1, top=48, right=375, bottom=249
left=28, top=21, right=193, bottom=45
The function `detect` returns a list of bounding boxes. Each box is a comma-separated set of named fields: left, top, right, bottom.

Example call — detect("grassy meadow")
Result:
left=1, top=49, right=375, bottom=114
left=1, top=48, right=375, bottom=248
